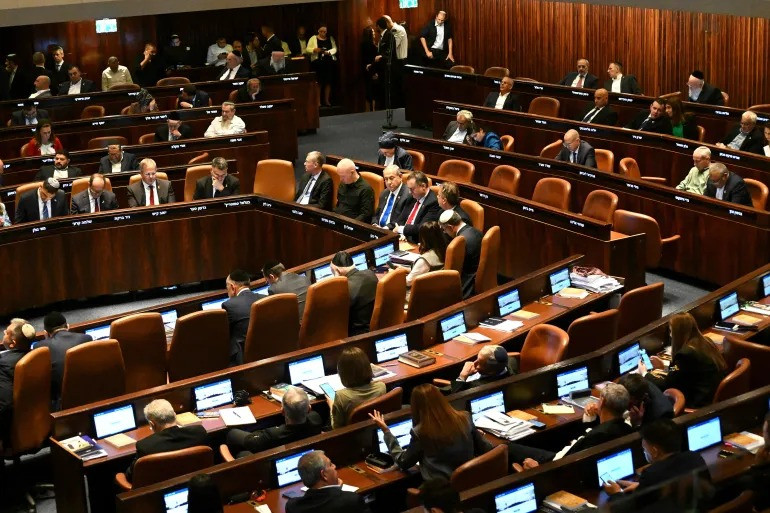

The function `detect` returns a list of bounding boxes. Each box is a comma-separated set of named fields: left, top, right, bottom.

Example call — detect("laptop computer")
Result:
left=439, top=311, right=467, bottom=342
left=200, top=297, right=226, bottom=311
left=312, top=263, right=333, bottom=282
left=274, top=450, right=313, bottom=487
left=372, top=242, right=396, bottom=269
left=596, top=448, right=634, bottom=487
left=548, top=267, right=571, bottom=295
left=93, top=403, right=137, bottom=440
left=163, top=487, right=188, bottom=513
left=351, top=251, right=369, bottom=271
left=497, top=288, right=521, bottom=316
left=377, top=419, right=413, bottom=453
left=557, top=366, right=596, bottom=409
left=85, top=324, right=112, bottom=341
left=494, top=482, right=537, bottom=513
left=193, top=378, right=234, bottom=412
left=288, top=355, right=326, bottom=385
left=470, top=390, right=506, bottom=425
left=374, top=332, right=409, bottom=363
left=687, top=417, right=722, bottom=452
left=717, top=292, right=740, bottom=321
left=617, top=343, right=641, bottom=375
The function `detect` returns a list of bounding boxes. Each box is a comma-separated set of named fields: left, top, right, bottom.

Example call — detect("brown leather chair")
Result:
left=659, top=91, right=681, bottom=101
left=4, top=347, right=51, bottom=461
left=475, top=226, right=500, bottom=295
left=539, top=140, right=562, bottom=159
left=616, top=282, right=664, bottom=338
left=20, top=142, right=33, bottom=157
left=243, top=294, right=300, bottom=363
left=437, top=159, right=475, bottom=183
left=81, top=105, right=105, bottom=119
left=484, top=66, right=510, bottom=78
left=452, top=443, right=508, bottom=491
left=565, top=310, right=619, bottom=359
left=115, top=446, right=214, bottom=491
left=744, top=178, right=769, bottom=210
left=184, top=165, right=213, bottom=202
left=487, top=165, right=520, bottom=196
left=405, top=270, right=462, bottom=322
left=220, top=444, right=235, bottom=462
left=721, top=91, right=729, bottom=105
left=347, top=387, right=403, bottom=424
left=138, top=133, right=155, bottom=144
left=110, top=313, right=168, bottom=392
left=109, top=83, right=140, bottom=91
left=594, top=149, right=615, bottom=173
left=531, top=177, right=571, bottom=210
left=61, top=340, right=126, bottom=410
left=500, top=135, right=514, bottom=152
left=15, top=182, right=43, bottom=211
left=370, top=267, right=408, bottom=331
left=619, top=157, right=667, bottom=184
left=723, top=337, right=770, bottom=390
left=461, top=199, right=484, bottom=230
left=360, top=171, right=384, bottom=211
left=696, top=125, right=705, bottom=142
left=228, top=89, right=239, bottom=102
left=712, top=358, right=751, bottom=403
left=87, top=136, right=128, bottom=149
left=299, top=277, right=350, bottom=348
left=709, top=490, right=754, bottom=513
left=581, top=190, right=618, bottom=223
left=748, top=103, right=770, bottom=113
left=514, top=77, right=536, bottom=82
left=511, top=324, right=570, bottom=373
left=253, top=159, right=295, bottom=202
left=167, top=311, right=230, bottom=382
left=120, top=106, right=131, bottom=115
left=322, top=164, right=340, bottom=208
left=450, top=65, right=474, bottom=74
left=528, top=97, right=560, bottom=117
left=613, top=209, right=680, bottom=268
left=70, top=176, right=113, bottom=206
left=156, top=77, right=191, bottom=86
left=663, top=388, right=686, bottom=416
left=444, top=236, right=466, bottom=273
left=406, top=150, right=425, bottom=171
left=129, top=172, right=168, bottom=185
left=188, top=152, right=210, bottom=165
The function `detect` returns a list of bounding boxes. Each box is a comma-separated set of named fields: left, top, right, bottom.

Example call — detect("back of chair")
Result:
left=581, top=190, right=618, bottom=223
left=138, top=133, right=155, bottom=145
left=539, top=140, right=563, bottom=159
left=10, top=347, right=51, bottom=455
left=483, top=66, right=509, bottom=78
left=228, top=89, right=239, bottom=102
left=15, top=182, right=42, bottom=211
left=528, top=97, right=560, bottom=117
left=520, top=325, right=570, bottom=373
left=120, top=106, right=131, bottom=115
left=322, top=164, right=340, bottom=208
left=132, top=446, right=214, bottom=489
left=110, top=312, right=168, bottom=392
left=87, top=136, right=127, bottom=150
left=184, top=165, right=213, bottom=202
left=487, top=165, right=520, bottom=196
left=616, top=282, right=664, bottom=338
left=450, top=444, right=508, bottom=492
left=20, top=142, right=33, bottom=157
left=696, top=125, right=705, bottom=142
left=594, top=149, right=615, bottom=173
left=299, top=277, right=350, bottom=348
left=663, top=388, right=686, bottom=417
left=450, top=65, right=475, bottom=74
left=406, top=150, right=425, bottom=171
left=61, top=340, right=126, bottom=410
left=243, top=294, right=300, bottom=363
left=81, top=105, right=105, bottom=119
left=168, top=311, right=230, bottom=382
left=348, top=387, right=403, bottom=424
left=618, top=157, right=641, bottom=179
left=612, top=209, right=663, bottom=267
left=253, top=159, right=295, bottom=202
left=712, top=358, right=751, bottom=403
left=370, top=267, right=408, bottom=331
left=721, top=91, right=729, bottom=105
left=499, top=135, right=514, bottom=152
left=709, top=490, right=754, bottom=513
left=405, top=270, right=462, bottom=322
left=475, top=226, right=500, bottom=295
left=437, top=159, right=475, bottom=183
left=129, top=172, right=168, bottom=185
left=360, top=171, right=384, bottom=211
left=748, top=103, right=770, bottom=113
left=110, top=83, right=140, bottom=91
left=156, top=77, right=190, bottom=86
left=444, top=236, right=466, bottom=273
left=188, top=152, right=210, bottom=165
left=723, top=337, right=770, bottom=389
left=532, top=177, right=571, bottom=210
left=565, top=310, right=619, bottom=359
left=744, top=178, right=769, bottom=210
left=460, top=199, right=484, bottom=230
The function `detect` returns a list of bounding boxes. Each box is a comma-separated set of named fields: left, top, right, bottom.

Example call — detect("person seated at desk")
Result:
left=577, top=88, right=618, bottom=126
left=483, top=76, right=520, bottom=111
left=377, top=131, right=413, bottom=170
left=35, top=312, right=91, bottom=408
left=235, top=78, right=262, bottom=103
left=642, top=312, right=727, bottom=409
left=99, top=144, right=139, bottom=174
left=373, top=164, right=409, bottom=228
left=206, top=37, right=232, bottom=68
left=26, top=121, right=62, bottom=156
left=35, top=149, right=82, bottom=181
left=742, top=411, right=770, bottom=511
left=15, top=178, right=68, bottom=224
left=126, top=399, right=208, bottom=482
left=204, top=102, right=246, bottom=138
left=439, top=210, right=482, bottom=298
left=676, top=146, right=712, bottom=195
left=686, top=70, right=723, bottom=105
left=10, top=101, right=48, bottom=126
left=0, top=320, right=34, bottom=444
left=390, top=171, right=441, bottom=243
left=296, top=151, right=333, bottom=210
left=764, top=125, right=770, bottom=157
left=470, top=123, right=502, bottom=150
left=165, top=34, right=195, bottom=69
left=716, top=110, right=766, bottom=154
left=554, top=129, right=597, bottom=167
left=256, top=51, right=287, bottom=76
left=231, top=40, right=252, bottom=71
left=406, top=221, right=447, bottom=291
left=449, top=345, right=512, bottom=394
left=187, top=474, right=223, bottom=513
left=334, top=158, right=374, bottom=222
left=221, top=269, right=259, bottom=366
left=437, top=181, right=472, bottom=226
left=703, top=163, right=752, bottom=207
left=329, top=347, right=386, bottom=429
left=101, top=56, right=133, bottom=91
left=507, top=383, right=634, bottom=468
left=70, top=173, right=119, bottom=214
left=666, top=97, right=698, bottom=140
left=176, top=84, right=210, bottom=109
left=605, top=61, right=641, bottom=95
left=617, top=373, right=673, bottom=428
left=29, top=75, right=52, bottom=99
left=154, top=111, right=192, bottom=142
left=0, top=202, right=10, bottom=227
left=559, top=58, right=599, bottom=89
left=263, top=260, right=310, bottom=319
left=126, top=88, right=158, bottom=114
left=442, top=110, right=474, bottom=144
left=219, top=52, right=250, bottom=81
left=419, top=478, right=487, bottom=513
left=126, top=158, right=176, bottom=207
left=226, top=387, right=321, bottom=458
left=625, top=98, right=672, bottom=135
left=370, top=383, right=493, bottom=480
left=57, top=66, right=95, bottom=95
left=192, top=157, right=240, bottom=199
left=286, top=450, right=371, bottom=513
left=331, top=251, right=379, bottom=336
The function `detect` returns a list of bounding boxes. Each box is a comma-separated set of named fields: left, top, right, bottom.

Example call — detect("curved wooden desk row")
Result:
left=0, top=72, right=319, bottom=132
left=387, top=134, right=770, bottom=286
left=0, top=99, right=297, bottom=162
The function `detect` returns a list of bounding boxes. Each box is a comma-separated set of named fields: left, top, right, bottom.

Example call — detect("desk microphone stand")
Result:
left=382, top=29, right=396, bottom=129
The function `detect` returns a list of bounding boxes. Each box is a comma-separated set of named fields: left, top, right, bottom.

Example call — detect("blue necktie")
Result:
left=379, top=192, right=396, bottom=226
left=42, top=201, right=50, bottom=220
left=572, top=151, right=577, bottom=163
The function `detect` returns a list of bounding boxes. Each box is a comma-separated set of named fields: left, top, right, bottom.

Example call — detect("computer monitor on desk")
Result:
left=439, top=311, right=466, bottom=342
left=288, top=354, right=326, bottom=385
left=253, top=284, right=270, bottom=297
left=312, top=263, right=333, bottom=282
left=201, top=297, right=226, bottom=311
left=161, top=309, right=178, bottom=330
left=556, top=366, right=589, bottom=397
left=549, top=268, right=571, bottom=295
left=761, top=274, right=770, bottom=298
left=717, top=292, right=740, bottom=321
left=377, top=419, right=412, bottom=453
left=470, top=390, right=506, bottom=424
left=372, top=241, right=397, bottom=268
left=497, top=288, right=521, bottom=316
left=274, top=449, right=313, bottom=487
left=351, top=251, right=368, bottom=271
left=494, top=482, right=537, bottom=513
left=85, top=324, right=111, bottom=341
left=687, top=417, right=722, bottom=452
left=596, top=448, right=634, bottom=487
left=163, top=487, right=188, bottom=513
left=618, top=343, right=641, bottom=375
left=193, top=379, right=234, bottom=412
left=374, top=332, right=409, bottom=363
left=92, top=403, right=137, bottom=439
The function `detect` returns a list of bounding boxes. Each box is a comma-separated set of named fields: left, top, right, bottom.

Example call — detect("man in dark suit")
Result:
left=219, top=52, right=251, bottom=81
left=704, top=163, right=752, bottom=207
left=483, top=76, right=521, bottom=111
left=193, top=157, right=240, bottom=200
left=176, top=84, right=210, bottom=109
left=70, top=173, right=119, bottom=214
left=625, top=98, right=673, bottom=135
left=331, top=251, right=378, bottom=336
left=222, top=269, right=260, bottom=365
left=235, top=78, right=262, bottom=103
left=47, top=46, right=73, bottom=93
left=440, top=210, right=483, bottom=298
left=377, top=132, right=413, bottom=169
left=259, top=25, right=284, bottom=58
left=3, top=54, right=31, bottom=100
left=577, top=88, right=618, bottom=126
left=256, top=52, right=286, bottom=76
left=450, top=345, right=512, bottom=393
left=35, top=312, right=92, bottom=407
left=154, top=111, right=192, bottom=142
left=56, top=66, right=95, bottom=95
left=0, top=320, right=34, bottom=442
left=605, top=61, right=642, bottom=95
left=126, top=399, right=208, bottom=481
left=555, top=129, right=597, bottom=167
left=716, top=110, right=766, bottom=154
left=99, top=144, right=139, bottom=174
left=126, top=158, right=176, bottom=207
left=295, top=151, right=333, bottom=210
left=558, top=58, right=599, bottom=89
left=437, top=181, right=472, bottom=226
left=35, top=150, right=82, bottom=181
left=390, top=171, right=442, bottom=243
left=419, top=10, right=454, bottom=68
left=373, top=165, right=409, bottom=227
left=286, top=451, right=371, bottom=513
left=263, top=260, right=310, bottom=320
left=15, top=178, right=68, bottom=224
left=687, top=70, right=723, bottom=105
left=618, top=373, right=673, bottom=427
left=10, top=102, right=49, bottom=126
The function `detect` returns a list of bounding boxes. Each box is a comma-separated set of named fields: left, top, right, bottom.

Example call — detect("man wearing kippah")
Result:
left=15, top=177, right=68, bottom=224
left=376, top=131, right=413, bottom=170
left=0, top=319, right=35, bottom=441
left=686, top=70, right=724, bottom=105
left=449, top=345, right=513, bottom=393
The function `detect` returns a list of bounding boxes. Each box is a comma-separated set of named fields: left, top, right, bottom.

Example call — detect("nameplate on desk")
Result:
left=170, top=144, right=186, bottom=149
left=282, top=76, right=299, bottom=82
left=151, top=210, right=167, bottom=217
left=443, top=74, right=462, bottom=79
left=571, top=90, right=590, bottom=97
left=493, top=79, right=501, bottom=85
left=41, top=158, right=53, bottom=163
left=569, top=219, right=586, bottom=228
left=578, top=126, right=596, bottom=133
left=144, top=114, right=167, bottom=121
left=189, top=205, right=206, bottom=212
left=442, top=145, right=455, bottom=152
left=522, top=205, right=535, bottom=213
left=258, top=104, right=274, bottom=109
left=290, top=209, right=304, bottom=216
left=398, top=137, right=411, bottom=143
left=224, top=199, right=251, bottom=208
left=728, top=209, right=744, bottom=217
left=538, top=162, right=551, bottom=169
left=675, top=142, right=690, bottom=149
left=127, top=91, right=140, bottom=97
left=714, top=110, right=730, bottom=116
left=113, top=214, right=131, bottom=221
left=229, top=137, right=243, bottom=143
left=758, top=116, right=769, bottom=123
left=719, top=152, right=741, bottom=161
left=533, top=85, right=544, bottom=91
left=578, top=171, right=596, bottom=179
left=4, top=191, right=15, bottom=198
left=535, top=119, right=547, bottom=125
left=370, top=233, right=380, bottom=239
left=71, top=219, right=93, bottom=227
left=205, top=109, right=218, bottom=115
left=61, top=182, right=72, bottom=189
left=320, top=217, right=336, bottom=226
left=632, top=134, right=643, bottom=140
left=31, top=226, right=47, bottom=233
left=445, top=105, right=459, bottom=112
left=3, top=163, right=10, bottom=169
left=626, top=182, right=640, bottom=190
left=477, top=192, right=489, bottom=200
left=343, top=224, right=354, bottom=232
left=260, top=200, right=273, bottom=208
left=617, top=96, right=634, bottom=103
left=232, top=81, right=245, bottom=86
left=413, top=69, right=423, bottom=74
left=489, top=153, right=501, bottom=159
left=673, top=195, right=690, bottom=203
left=91, top=120, right=106, bottom=126
left=74, top=96, right=91, bottom=102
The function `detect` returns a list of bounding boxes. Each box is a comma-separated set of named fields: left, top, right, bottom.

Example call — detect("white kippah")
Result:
left=21, top=323, right=36, bottom=338
left=439, top=210, right=455, bottom=224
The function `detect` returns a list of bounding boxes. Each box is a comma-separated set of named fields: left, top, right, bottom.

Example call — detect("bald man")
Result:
left=554, top=130, right=597, bottom=168
left=334, top=158, right=374, bottom=222
left=70, top=173, right=119, bottom=214
left=29, top=75, right=51, bottom=98
left=577, top=89, right=618, bottom=125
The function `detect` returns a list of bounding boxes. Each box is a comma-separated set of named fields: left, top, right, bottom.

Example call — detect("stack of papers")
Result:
left=570, top=272, right=621, bottom=293
left=453, top=332, right=492, bottom=344
left=475, top=411, right=535, bottom=441
left=724, top=431, right=765, bottom=453
left=557, top=287, right=590, bottom=300
left=219, top=407, right=257, bottom=426
left=479, top=317, right=524, bottom=332
left=743, top=301, right=770, bottom=316
left=542, top=403, right=575, bottom=415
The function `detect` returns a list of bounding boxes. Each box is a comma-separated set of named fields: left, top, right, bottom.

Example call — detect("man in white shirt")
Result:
left=29, top=75, right=51, bottom=98
left=99, top=144, right=138, bottom=174
left=34, top=150, right=82, bottom=181
left=483, top=76, right=521, bottom=111
left=603, top=61, right=641, bottom=95
left=57, top=66, right=95, bottom=95
left=384, top=15, right=408, bottom=60
left=219, top=53, right=248, bottom=81
left=15, top=178, right=67, bottom=224
left=207, top=37, right=232, bottom=67
left=204, top=102, right=246, bottom=138
left=126, top=158, right=176, bottom=207
left=419, top=10, right=454, bottom=68
left=101, top=57, right=133, bottom=90
left=442, top=110, right=473, bottom=144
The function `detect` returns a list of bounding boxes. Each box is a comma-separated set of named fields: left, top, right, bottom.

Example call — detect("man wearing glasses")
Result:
left=716, top=110, right=766, bottom=154
left=554, top=129, right=597, bottom=168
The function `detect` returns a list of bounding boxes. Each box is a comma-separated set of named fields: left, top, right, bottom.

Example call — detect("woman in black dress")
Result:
left=361, top=25, right=378, bottom=111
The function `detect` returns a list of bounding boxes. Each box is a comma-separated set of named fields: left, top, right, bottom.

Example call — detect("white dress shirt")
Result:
left=494, top=93, right=509, bottom=109
left=764, top=145, right=770, bottom=157
left=715, top=185, right=725, bottom=200
left=298, top=173, right=320, bottom=205
left=448, top=127, right=467, bottom=143
left=610, top=74, right=623, bottom=93
left=396, top=195, right=425, bottom=233
left=379, top=184, right=403, bottom=226
left=582, top=106, right=603, bottom=123
left=53, top=168, right=69, bottom=180
left=204, top=115, right=246, bottom=137
left=570, top=74, right=586, bottom=87
left=220, top=64, right=242, bottom=81
left=143, top=181, right=158, bottom=206
left=24, top=116, right=38, bottom=125
left=101, top=65, right=133, bottom=90
left=30, top=89, right=50, bottom=98
left=68, top=80, right=82, bottom=95
left=383, top=154, right=395, bottom=166
left=111, top=159, right=122, bottom=173
left=432, top=23, right=445, bottom=49
left=393, top=23, right=408, bottom=59
left=39, top=143, right=55, bottom=155
left=89, top=193, right=101, bottom=213
left=206, top=43, right=232, bottom=66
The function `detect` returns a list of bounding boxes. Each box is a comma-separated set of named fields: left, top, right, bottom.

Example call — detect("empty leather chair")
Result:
left=243, top=294, right=300, bottom=363
left=483, top=67, right=509, bottom=78
left=748, top=103, right=770, bottom=113
left=253, top=159, right=295, bottom=202
left=619, top=157, right=666, bottom=184
left=712, top=358, right=750, bottom=403
left=87, top=136, right=128, bottom=150
left=110, top=313, right=168, bottom=392
left=437, top=159, right=475, bottom=183
left=369, top=268, right=408, bottom=331
left=722, top=337, right=770, bottom=389
left=70, top=177, right=113, bottom=205
left=696, top=125, right=706, bottom=142
left=227, top=89, right=239, bottom=102
left=444, top=236, right=466, bottom=274
left=406, top=150, right=425, bottom=171
left=449, top=65, right=474, bottom=74
left=167, top=311, right=230, bottom=382
left=322, top=164, right=340, bottom=207
left=348, top=387, right=403, bottom=424
left=80, top=105, right=105, bottom=119
left=511, top=324, right=570, bottom=373
left=744, top=178, right=769, bottom=210
left=405, top=270, right=462, bottom=322
left=5, top=347, right=51, bottom=460
left=138, top=133, right=155, bottom=144
left=616, top=282, right=664, bottom=338
left=109, top=83, right=140, bottom=91
left=539, top=140, right=563, bottom=159
left=156, top=77, right=191, bottom=86
left=663, top=388, right=685, bottom=416
left=451, top=444, right=508, bottom=491
left=15, top=182, right=42, bottom=211
left=299, top=277, right=349, bottom=348
left=20, top=142, right=33, bottom=157
left=581, top=190, right=618, bottom=223
left=613, top=210, right=680, bottom=268
left=531, top=177, right=571, bottom=210
left=528, top=97, right=560, bottom=117
left=184, top=165, right=213, bottom=201
left=487, top=165, right=521, bottom=196
left=460, top=199, right=484, bottom=230
left=708, top=490, right=753, bottom=513
left=500, top=135, right=514, bottom=152
left=594, top=149, right=615, bottom=173
left=188, top=152, right=210, bottom=165
left=129, top=172, right=168, bottom=185
left=475, top=226, right=500, bottom=294
left=115, top=446, right=214, bottom=491
left=61, top=340, right=126, bottom=410
left=565, top=310, right=619, bottom=359
left=360, top=171, right=384, bottom=211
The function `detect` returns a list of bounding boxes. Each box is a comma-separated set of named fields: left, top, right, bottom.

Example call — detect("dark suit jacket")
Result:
left=450, top=368, right=512, bottom=394
left=646, top=345, right=725, bottom=408
left=222, top=290, right=260, bottom=359
left=442, top=121, right=474, bottom=144
left=637, top=451, right=709, bottom=492
left=604, top=75, right=642, bottom=95
left=566, top=418, right=635, bottom=456
left=376, top=147, right=413, bottom=170
left=555, top=140, right=597, bottom=168
left=236, top=411, right=322, bottom=454
left=483, top=92, right=521, bottom=111
left=35, top=331, right=92, bottom=402
left=286, top=486, right=371, bottom=513
left=3, top=68, right=32, bottom=100
left=719, top=125, right=766, bottom=154
left=346, top=269, right=379, bottom=336
left=259, top=35, right=284, bottom=59
left=176, top=90, right=210, bottom=108
left=577, top=104, right=618, bottom=126
left=625, top=111, right=673, bottom=135
left=48, top=62, right=73, bottom=92
left=35, top=165, right=82, bottom=181
left=154, top=123, right=192, bottom=142
left=98, top=152, right=139, bottom=173
left=373, top=184, right=409, bottom=225
left=689, top=83, right=723, bottom=105
left=704, top=172, right=753, bottom=207
left=235, top=87, right=262, bottom=103
left=57, top=79, right=96, bottom=95
left=220, top=65, right=251, bottom=80
left=558, top=72, right=599, bottom=89
left=10, top=109, right=50, bottom=126
left=393, top=190, right=442, bottom=242
left=128, top=425, right=208, bottom=481
left=639, top=379, right=674, bottom=425
left=15, top=189, right=68, bottom=224
left=457, top=224, right=483, bottom=298
left=269, top=272, right=310, bottom=320
left=193, top=174, right=240, bottom=199
left=295, top=171, right=333, bottom=210
left=420, top=20, right=453, bottom=52
left=126, top=179, right=176, bottom=207
left=256, top=57, right=285, bottom=77
left=70, top=189, right=119, bottom=214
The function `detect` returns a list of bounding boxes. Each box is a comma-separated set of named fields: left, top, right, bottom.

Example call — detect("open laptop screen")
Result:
left=352, top=252, right=368, bottom=271
left=201, top=297, right=226, bottom=310
left=596, top=448, right=634, bottom=487
left=717, top=292, right=740, bottom=321
left=497, top=289, right=521, bottom=316
left=618, top=343, right=641, bottom=375
left=312, top=263, right=333, bottom=282
left=288, top=355, right=325, bottom=385
left=377, top=419, right=413, bottom=453
left=470, top=390, right=505, bottom=424
left=85, top=324, right=111, bottom=341
left=762, top=274, right=770, bottom=298
left=253, top=285, right=270, bottom=296
left=557, top=366, right=589, bottom=397
left=93, top=404, right=136, bottom=439
left=373, top=242, right=395, bottom=267
left=275, top=450, right=313, bottom=487
left=193, top=379, right=233, bottom=412
left=494, top=482, right=537, bottom=513
left=374, top=332, right=409, bottom=363
left=163, top=487, right=188, bottom=513
left=687, top=417, right=722, bottom=452
left=440, top=311, right=466, bottom=342
left=549, top=268, right=571, bottom=294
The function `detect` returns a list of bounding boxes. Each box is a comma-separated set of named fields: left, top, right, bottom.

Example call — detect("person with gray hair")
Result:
left=126, top=158, right=176, bottom=207
left=15, top=177, right=68, bottom=224
left=0, top=319, right=35, bottom=441
left=126, top=398, right=208, bottom=481
left=439, top=209, right=482, bottom=298
left=676, top=146, right=712, bottom=194
left=204, top=102, right=246, bottom=137
left=193, top=157, right=240, bottom=199
left=225, top=386, right=321, bottom=458
left=716, top=110, right=766, bottom=154
left=99, top=143, right=139, bottom=174
left=295, top=151, right=333, bottom=210
left=704, top=162, right=752, bottom=206
left=442, top=109, right=474, bottom=144
left=449, top=345, right=512, bottom=393
left=286, top=450, right=370, bottom=513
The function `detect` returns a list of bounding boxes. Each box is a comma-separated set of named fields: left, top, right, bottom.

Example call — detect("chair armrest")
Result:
left=683, top=407, right=696, bottom=415
left=220, top=444, right=234, bottom=462
left=661, top=234, right=681, bottom=245
left=508, top=352, right=521, bottom=360
left=433, top=378, right=451, bottom=387
left=115, top=473, right=132, bottom=491
left=406, top=488, right=422, bottom=509
left=642, top=176, right=667, bottom=184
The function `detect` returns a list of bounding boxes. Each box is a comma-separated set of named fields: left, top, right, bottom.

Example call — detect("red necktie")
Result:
left=406, top=200, right=420, bottom=224
left=576, top=75, right=584, bottom=88
left=94, top=197, right=100, bottom=212
left=148, top=185, right=156, bottom=206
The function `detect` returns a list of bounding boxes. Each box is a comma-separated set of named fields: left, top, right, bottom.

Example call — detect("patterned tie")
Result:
left=94, top=197, right=100, bottom=212
left=379, top=192, right=396, bottom=226
left=42, top=201, right=50, bottom=220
